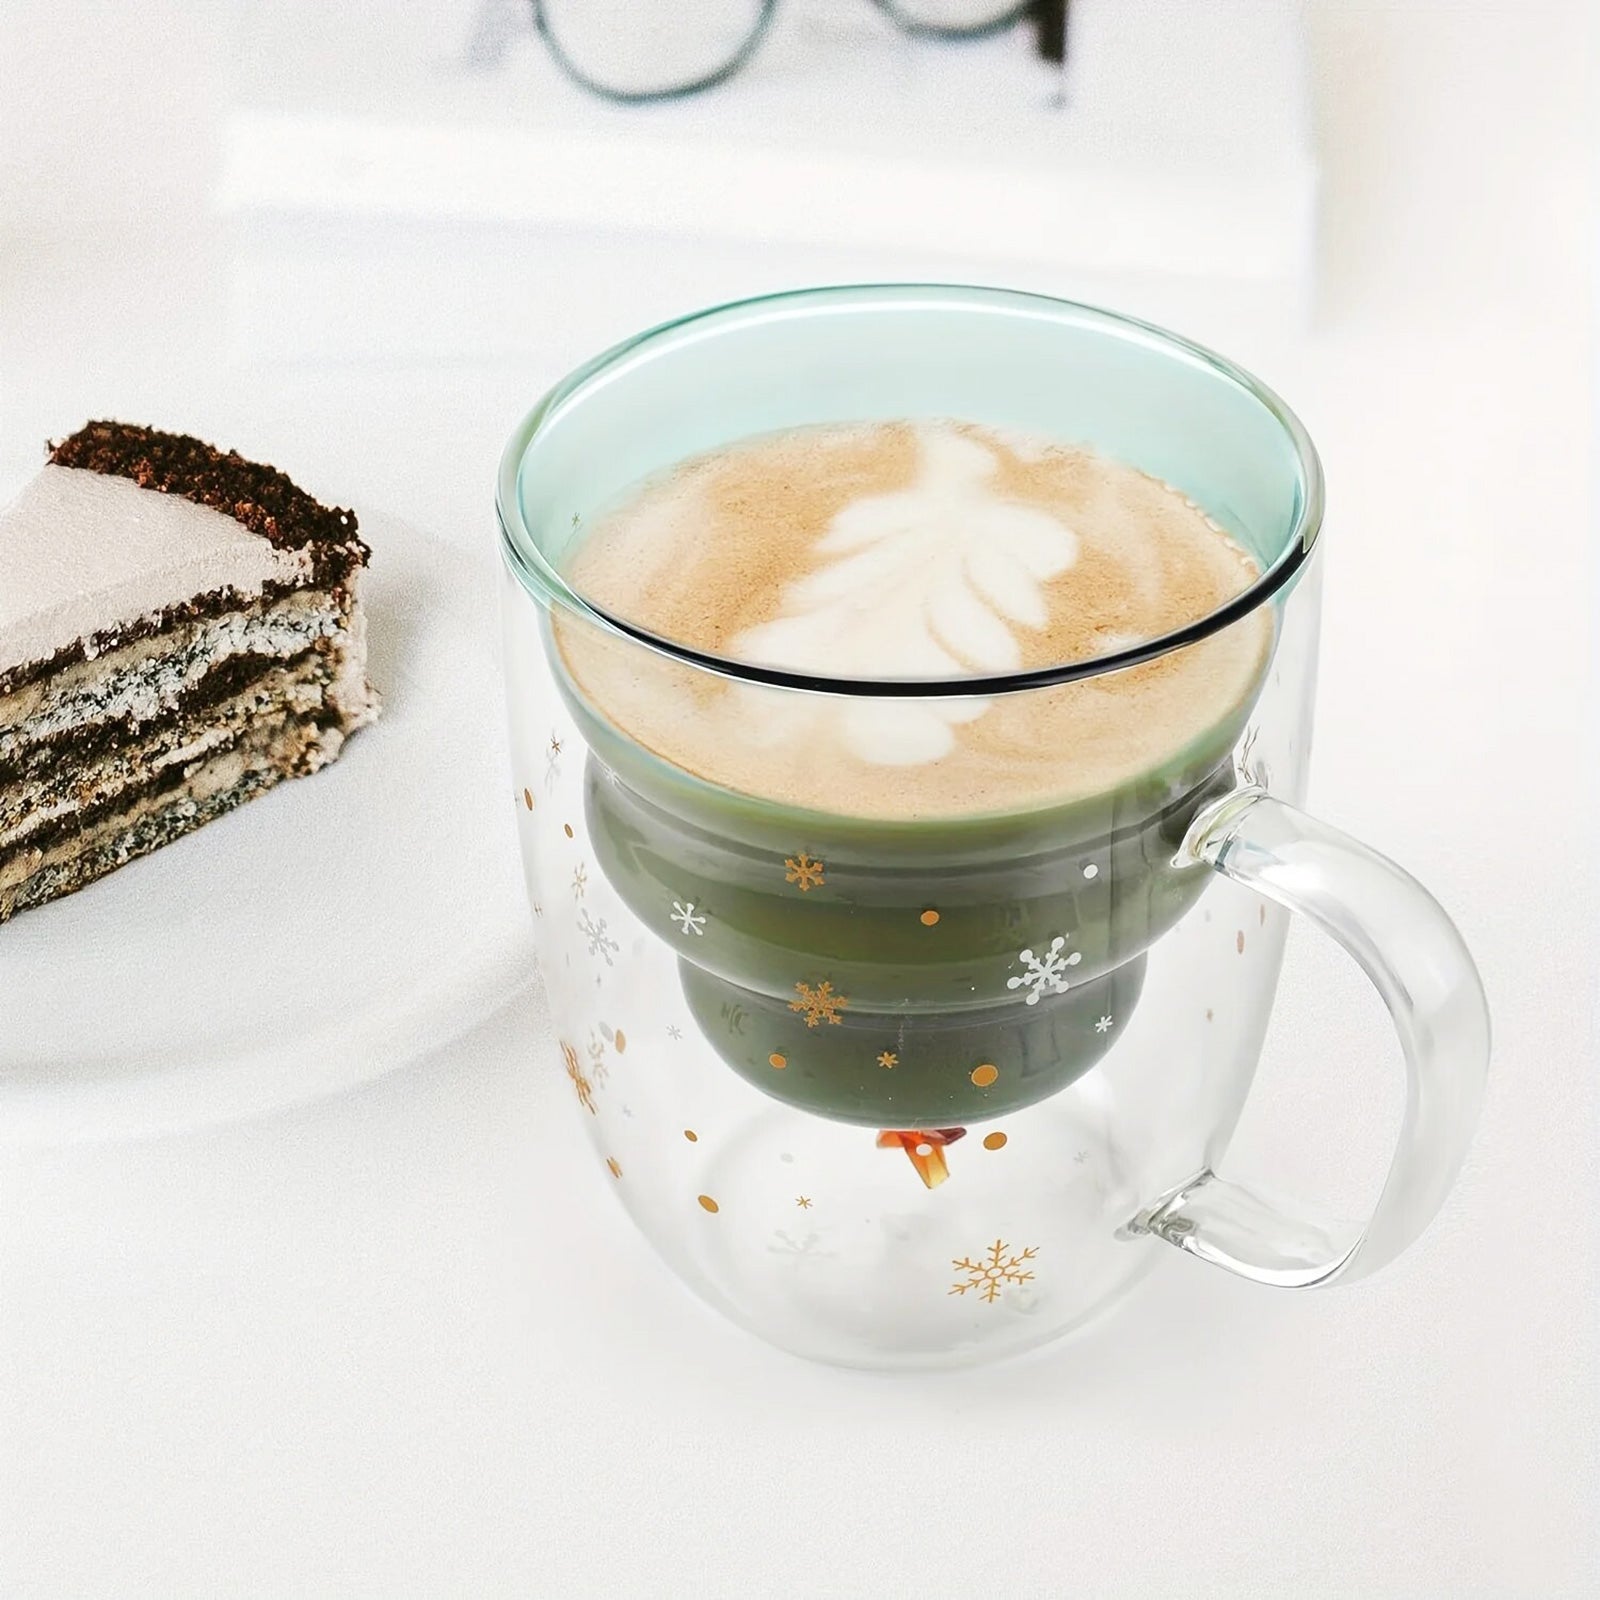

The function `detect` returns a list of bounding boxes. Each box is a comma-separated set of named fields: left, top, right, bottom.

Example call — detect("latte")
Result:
left=557, top=420, right=1271, bottom=819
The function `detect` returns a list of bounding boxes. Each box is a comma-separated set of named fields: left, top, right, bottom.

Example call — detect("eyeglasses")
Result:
left=531, top=2, right=1053, bottom=105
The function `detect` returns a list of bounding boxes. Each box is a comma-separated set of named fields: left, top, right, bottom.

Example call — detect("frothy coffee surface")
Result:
left=557, top=421, right=1272, bottom=819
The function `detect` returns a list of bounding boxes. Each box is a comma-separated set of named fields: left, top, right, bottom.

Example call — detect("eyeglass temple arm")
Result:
left=1032, top=0, right=1069, bottom=65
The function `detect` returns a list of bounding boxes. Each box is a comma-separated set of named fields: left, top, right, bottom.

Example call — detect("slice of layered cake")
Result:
left=0, top=421, right=379, bottom=920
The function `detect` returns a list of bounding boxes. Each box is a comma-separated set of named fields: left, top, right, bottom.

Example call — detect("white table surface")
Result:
left=1, top=3, right=1595, bottom=1596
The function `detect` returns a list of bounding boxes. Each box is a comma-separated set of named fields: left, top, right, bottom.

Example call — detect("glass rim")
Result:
left=496, top=284, right=1325, bottom=700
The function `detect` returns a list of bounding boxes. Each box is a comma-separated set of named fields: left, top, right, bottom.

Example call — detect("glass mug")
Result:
left=497, top=286, right=1490, bottom=1370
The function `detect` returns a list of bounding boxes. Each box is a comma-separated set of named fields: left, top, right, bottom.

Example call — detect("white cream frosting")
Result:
left=0, top=464, right=311, bottom=677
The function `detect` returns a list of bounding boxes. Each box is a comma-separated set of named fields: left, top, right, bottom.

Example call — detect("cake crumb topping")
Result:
left=49, top=420, right=368, bottom=586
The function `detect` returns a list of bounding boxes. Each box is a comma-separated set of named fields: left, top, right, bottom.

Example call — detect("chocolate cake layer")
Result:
left=0, top=653, right=334, bottom=843
left=0, top=646, right=325, bottom=790
left=0, top=696, right=341, bottom=870
left=3, top=769, right=281, bottom=919
left=0, top=588, right=350, bottom=763
left=0, top=726, right=335, bottom=920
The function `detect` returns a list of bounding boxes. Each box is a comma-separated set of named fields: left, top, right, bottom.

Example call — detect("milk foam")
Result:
left=557, top=421, right=1273, bottom=819
left=730, top=426, right=1075, bottom=763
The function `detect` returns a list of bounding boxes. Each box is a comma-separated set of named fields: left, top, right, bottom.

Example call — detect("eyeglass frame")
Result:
left=530, top=0, right=1042, bottom=105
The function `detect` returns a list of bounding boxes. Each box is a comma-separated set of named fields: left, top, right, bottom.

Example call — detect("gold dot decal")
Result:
left=606, top=1158, right=622, bottom=1179
left=563, top=823, right=574, bottom=839
left=614, top=1030, right=627, bottom=1053
left=683, top=1129, right=698, bottom=1142
left=768, top=1052, right=788, bottom=1070
left=971, top=1063, right=999, bottom=1088
left=1205, top=1009, right=1214, bottom=1023
left=1236, top=930, right=1246, bottom=954
left=697, top=1194, right=719, bottom=1213
left=522, top=788, right=534, bottom=811
left=1259, top=904, right=1267, bottom=926
left=919, top=909, right=941, bottom=927
left=982, top=1131, right=1008, bottom=1151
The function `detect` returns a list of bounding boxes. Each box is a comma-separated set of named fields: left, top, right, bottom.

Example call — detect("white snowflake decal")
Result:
left=1095, top=1015, right=1114, bottom=1034
left=1005, top=935, right=1082, bottom=1005
left=578, top=909, right=618, bottom=966
left=670, top=900, right=707, bottom=936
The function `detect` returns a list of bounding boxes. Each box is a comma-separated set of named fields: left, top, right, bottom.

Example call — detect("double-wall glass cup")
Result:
left=497, top=286, right=1490, bottom=1370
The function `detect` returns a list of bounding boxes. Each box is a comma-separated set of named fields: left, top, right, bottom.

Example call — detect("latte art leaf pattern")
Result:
left=731, top=426, right=1078, bottom=765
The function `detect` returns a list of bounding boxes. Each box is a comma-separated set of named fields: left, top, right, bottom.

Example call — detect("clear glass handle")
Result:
left=1138, top=788, right=1491, bottom=1287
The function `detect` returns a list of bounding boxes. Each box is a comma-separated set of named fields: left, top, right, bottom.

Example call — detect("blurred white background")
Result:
left=0, top=3, right=1594, bottom=1597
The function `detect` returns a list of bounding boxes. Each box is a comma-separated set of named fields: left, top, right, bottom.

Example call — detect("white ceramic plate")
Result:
left=0, top=512, right=534, bottom=1143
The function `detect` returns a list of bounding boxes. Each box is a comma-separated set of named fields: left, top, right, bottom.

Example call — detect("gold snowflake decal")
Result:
left=790, top=980, right=848, bottom=1028
left=561, top=1040, right=596, bottom=1115
left=877, top=1051, right=898, bottom=1069
left=784, top=852, right=826, bottom=892
left=949, top=1239, right=1038, bottom=1304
